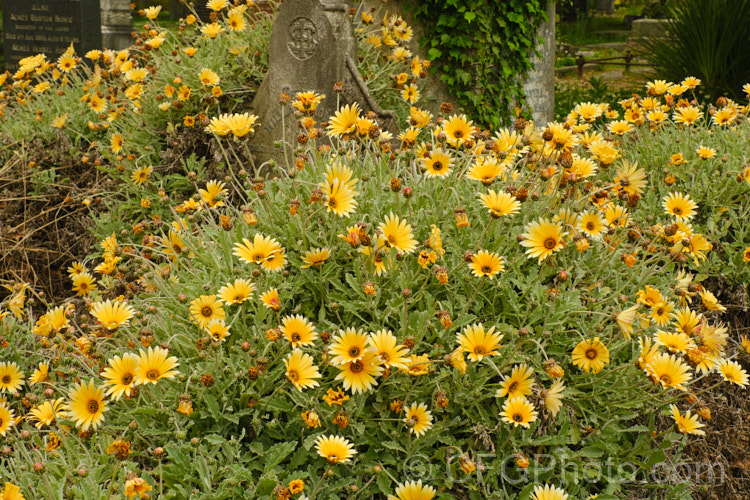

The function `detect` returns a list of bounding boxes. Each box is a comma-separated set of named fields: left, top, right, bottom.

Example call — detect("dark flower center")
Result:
left=348, top=347, right=361, bottom=358
left=291, top=333, right=301, bottom=342
left=1, top=375, right=10, bottom=384
left=87, top=400, right=99, bottom=414
left=585, top=348, right=598, bottom=360
left=513, top=413, right=523, bottom=422
left=146, top=369, right=160, bottom=380
left=543, top=238, right=557, bottom=250
left=121, top=373, right=133, bottom=385
left=350, top=361, right=364, bottom=373
left=200, top=306, right=213, bottom=318
left=433, top=161, right=443, bottom=171
left=481, top=265, right=491, bottom=274
left=288, top=370, right=299, bottom=381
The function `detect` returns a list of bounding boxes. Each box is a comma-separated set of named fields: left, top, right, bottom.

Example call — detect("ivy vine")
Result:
left=409, top=0, right=550, bottom=129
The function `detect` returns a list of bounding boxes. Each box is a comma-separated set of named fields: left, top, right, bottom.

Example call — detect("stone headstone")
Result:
left=596, top=0, right=615, bottom=14
left=521, top=1, right=555, bottom=125
left=631, top=18, right=669, bottom=38
left=249, top=0, right=396, bottom=167
left=101, top=0, right=134, bottom=51
left=3, top=0, right=102, bottom=70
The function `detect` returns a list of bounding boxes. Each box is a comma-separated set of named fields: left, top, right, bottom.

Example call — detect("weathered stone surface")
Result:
left=522, top=1, right=555, bottom=125
left=249, top=0, right=396, bottom=168
left=3, top=0, right=102, bottom=70
left=631, top=18, right=669, bottom=38
left=101, top=0, right=133, bottom=51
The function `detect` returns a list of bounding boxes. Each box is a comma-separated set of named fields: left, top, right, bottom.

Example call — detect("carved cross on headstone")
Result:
left=249, top=0, right=396, bottom=167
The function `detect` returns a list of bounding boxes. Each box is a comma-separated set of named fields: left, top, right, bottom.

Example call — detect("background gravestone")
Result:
left=249, top=0, right=396, bottom=167
left=2, top=0, right=102, bottom=70
left=101, top=0, right=134, bottom=51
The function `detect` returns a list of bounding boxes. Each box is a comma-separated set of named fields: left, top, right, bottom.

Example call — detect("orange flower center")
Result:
left=121, top=373, right=133, bottom=385
left=200, top=306, right=213, bottom=318
left=288, top=370, right=299, bottom=381
left=543, top=238, right=557, bottom=250
left=349, top=361, right=364, bottom=373
left=146, top=369, right=160, bottom=380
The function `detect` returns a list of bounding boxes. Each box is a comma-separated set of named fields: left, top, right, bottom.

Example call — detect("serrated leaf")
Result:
left=263, top=441, right=297, bottom=471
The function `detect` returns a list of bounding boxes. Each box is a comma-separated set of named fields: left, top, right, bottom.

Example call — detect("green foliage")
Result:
left=409, top=0, right=550, bottom=128
left=639, top=0, right=750, bottom=100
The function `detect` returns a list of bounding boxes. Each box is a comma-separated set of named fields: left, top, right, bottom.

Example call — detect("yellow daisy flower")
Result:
left=379, top=213, right=417, bottom=254
left=571, top=337, right=610, bottom=373
left=420, top=149, right=453, bottom=178
left=669, top=404, right=705, bottom=435
left=646, top=353, right=692, bottom=391
left=496, top=364, right=535, bottom=399
left=90, top=300, right=135, bottom=330
left=314, top=435, right=356, bottom=463
left=188, top=295, right=226, bottom=330
left=334, top=348, right=383, bottom=394
left=478, top=190, right=520, bottom=218
left=285, top=350, right=321, bottom=390
left=500, top=397, right=538, bottom=428
left=368, top=330, right=410, bottom=369
left=520, top=218, right=566, bottom=263
left=301, top=248, right=330, bottom=268
left=280, top=314, right=317, bottom=347
left=456, top=323, right=503, bottom=362
left=135, top=347, right=180, bottom=385
left=403, top=402, right=433, bottom=437
left=101, top=353, right=139, bottom=400
left=66, top=379, right=107, bottom=431
left=469, top=250, right=505, bottom=278
left=387, top=480, right=435, bottom=500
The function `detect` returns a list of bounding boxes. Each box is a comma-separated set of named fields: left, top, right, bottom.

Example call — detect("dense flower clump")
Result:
left=1, top=2, right=750, bottom=499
